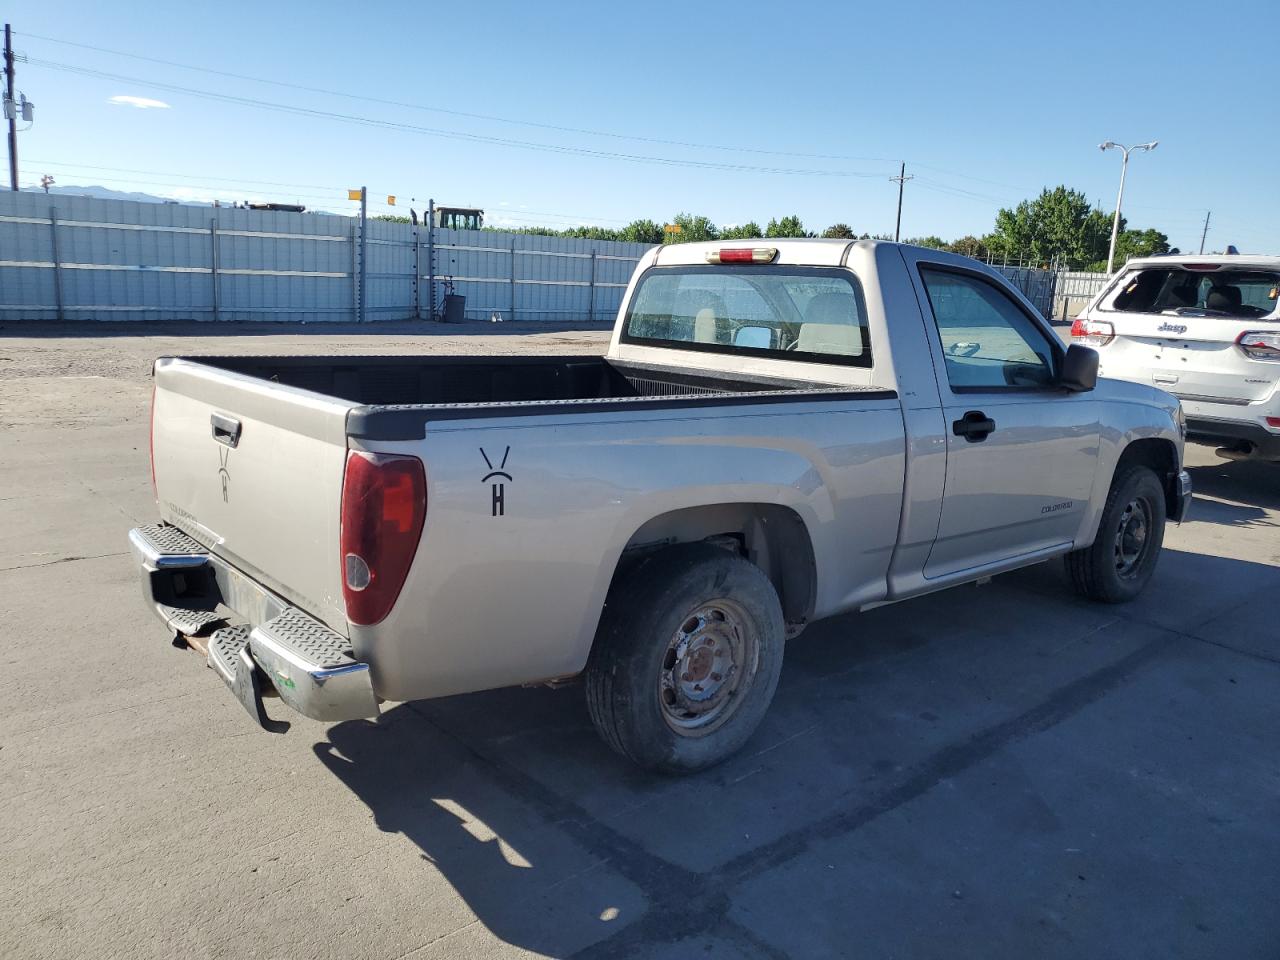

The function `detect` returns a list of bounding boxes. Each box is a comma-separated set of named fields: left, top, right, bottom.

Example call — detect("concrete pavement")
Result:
left=2, top=324, right=1277, bottom=959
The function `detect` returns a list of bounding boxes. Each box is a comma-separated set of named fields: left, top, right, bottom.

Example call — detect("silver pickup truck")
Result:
left=130, top=239, right=1191, bottom=772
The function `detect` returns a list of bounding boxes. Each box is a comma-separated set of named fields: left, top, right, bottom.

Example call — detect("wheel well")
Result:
left=1115, top=438, right=1179, bottom=518
left=620, top=503, right=816, bottom=632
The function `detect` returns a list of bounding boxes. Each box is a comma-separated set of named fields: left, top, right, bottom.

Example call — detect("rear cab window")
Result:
left=1104, top=267, right=1280, bottom=320
left=621, top=265, right=871, bottom=366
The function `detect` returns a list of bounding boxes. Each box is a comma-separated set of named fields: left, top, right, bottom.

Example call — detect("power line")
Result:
left=19, top=31, right=903, bottom=167
left=27, top=57, right=891, bottom=179
left=18, top=31, right=1041, bottom=193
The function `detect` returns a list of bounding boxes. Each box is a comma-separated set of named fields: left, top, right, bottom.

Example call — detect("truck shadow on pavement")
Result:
left=312, top=546, right=1280, bottom=959
left=1185, top=454, right=1280, bottom=524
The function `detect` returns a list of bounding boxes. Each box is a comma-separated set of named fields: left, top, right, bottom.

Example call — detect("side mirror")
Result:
left=1060, top=344, right=1099, bottom=392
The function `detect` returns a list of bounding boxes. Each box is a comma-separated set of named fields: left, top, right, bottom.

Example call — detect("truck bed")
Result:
left=184, top=355, right=887, bottom=439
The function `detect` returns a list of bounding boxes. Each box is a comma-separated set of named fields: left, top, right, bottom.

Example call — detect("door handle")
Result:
left=211, top=412, right=242, bottom=448
left=952, top=410, right=996, bottom=443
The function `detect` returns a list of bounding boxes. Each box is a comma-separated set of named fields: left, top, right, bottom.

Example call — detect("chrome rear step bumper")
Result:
left=129, top=524, right=379, bottom=730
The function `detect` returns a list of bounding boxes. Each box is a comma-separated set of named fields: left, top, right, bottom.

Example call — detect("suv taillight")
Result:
left=340, top=451, right=427, bottom=626
left=1070, top=318, right=1115, bottom=346
left=1237, top=331, right=1280, bottom=362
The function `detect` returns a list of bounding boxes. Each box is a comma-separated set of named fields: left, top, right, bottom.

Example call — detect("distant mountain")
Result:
left=23, top=184, right=346, bottom=216
left=33, top=184, right=185, bottom=204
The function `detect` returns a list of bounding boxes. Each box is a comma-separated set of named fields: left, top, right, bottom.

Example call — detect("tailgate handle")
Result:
left=210, top=413, right=242, bottom=448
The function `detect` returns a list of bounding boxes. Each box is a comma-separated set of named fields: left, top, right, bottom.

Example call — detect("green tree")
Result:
left=618, top=219, right=664, bottom=244
left=720, top=221, right=764, bottom=240
left=664, top=212, right=720, bottom=244
left=945, top=235, right=990, bottom=260
left=1105, top=228, right=1171, bottom=270
left=905, top=235, right=947, bottom=250
left=765, top=214, right=810, bottom=238
left=821, top=223, right=856, bottom=239
left=988, top=186, right=1112, bottom=267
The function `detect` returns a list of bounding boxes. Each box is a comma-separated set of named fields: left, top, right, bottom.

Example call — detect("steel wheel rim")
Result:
left=1114, top=495, right=1154, bottom=579
left=658, top=599, right=759, bottom=737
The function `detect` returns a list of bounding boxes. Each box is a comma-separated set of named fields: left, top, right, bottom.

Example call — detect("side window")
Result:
left=920, top=269, right=1057, bottom=389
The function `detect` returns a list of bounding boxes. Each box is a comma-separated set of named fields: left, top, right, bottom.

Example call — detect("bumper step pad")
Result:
left=208, top=624, right=252, bottom=685
left=132, top=523, right=206, bottom=558
left=159, top=603, right=226, bottom=637
left=208, top=623, right=289, bottom=733
left=132, top=524, right=378, bottom=733
left=247, top=610, right=379, bottom=724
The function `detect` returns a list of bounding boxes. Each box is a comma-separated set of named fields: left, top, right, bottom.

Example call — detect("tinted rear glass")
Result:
left=621, top=265, right=870, bottom=366
left=1111, top=268, right=1280, bottom=319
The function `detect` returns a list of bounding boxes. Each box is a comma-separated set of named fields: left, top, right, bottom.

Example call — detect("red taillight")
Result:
left=705, top=247, right=777, bottom=264
left=340, top=451, right=427, bottom=626
left=1181, top=263, right=1222, bottom=272
left=149, top=384, right=158, bottom=500
left=1237, top=330, right=1280, bottom=362
left=1070, top=317, right=1115, bottom=346
left=1266, top=417, right=1280, bottom=429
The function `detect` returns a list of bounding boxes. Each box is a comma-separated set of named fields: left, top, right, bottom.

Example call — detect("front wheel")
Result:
left=1066, top=465, right=1167, bottom=603
left=585, top=544, right=785, bottom=774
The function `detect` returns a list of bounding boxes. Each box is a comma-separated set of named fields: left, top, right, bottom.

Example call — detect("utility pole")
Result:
left=5, top=23, right=17, bottom=191
left=890, top=162, right=913, bottom=242
left=1198, top=211, right=1211, bottom=255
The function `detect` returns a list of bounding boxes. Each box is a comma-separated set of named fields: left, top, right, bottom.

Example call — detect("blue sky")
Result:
left=7, top=0, right=1277, bottom=253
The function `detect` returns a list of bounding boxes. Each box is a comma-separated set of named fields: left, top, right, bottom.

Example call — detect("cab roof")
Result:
left=652, top=237, right=862, bottom=267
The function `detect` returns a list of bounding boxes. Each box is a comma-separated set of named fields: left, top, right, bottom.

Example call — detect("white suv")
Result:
left=1073, top=255, right=1280, bottom=461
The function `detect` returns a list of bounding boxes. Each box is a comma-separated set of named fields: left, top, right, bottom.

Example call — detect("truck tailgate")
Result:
left=151, top=357, right=356, bottom=634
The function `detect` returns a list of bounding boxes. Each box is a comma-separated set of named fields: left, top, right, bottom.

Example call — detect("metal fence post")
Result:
left=412, top=222, right=420, bottom=320
left=351, top=218, right=359, bottom=322
left=48, top=205, right=65, bottom=322
left=588, top=250, right=597, bottom=323
left=426, top=198, right=435, bottom=320
left=510, top=243, right=517, bottom=322
left=358, top=186, right=368, bottom=323
left=209, top=216, right=220, bottom=322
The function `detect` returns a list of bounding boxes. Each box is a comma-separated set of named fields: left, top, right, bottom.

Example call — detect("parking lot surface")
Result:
left=2, top=323, right=1278, bottom=960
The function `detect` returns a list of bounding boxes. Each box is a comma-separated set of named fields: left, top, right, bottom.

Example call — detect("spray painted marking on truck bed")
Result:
left=480, top=446, right=512, bottom=517
left=218, top=447, right=232, bottom=503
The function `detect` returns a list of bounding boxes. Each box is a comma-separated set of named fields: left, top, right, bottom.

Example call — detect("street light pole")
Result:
left=1099, top=139, right=1158, bottom=274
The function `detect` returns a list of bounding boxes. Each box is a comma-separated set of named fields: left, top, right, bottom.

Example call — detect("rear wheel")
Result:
left=585, top=544, right=785, bottom=774
left=1066, top=465, right=1167, bottom=603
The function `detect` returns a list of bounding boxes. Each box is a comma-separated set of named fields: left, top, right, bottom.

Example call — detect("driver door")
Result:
left=905, top=258, right=1102, bottom=579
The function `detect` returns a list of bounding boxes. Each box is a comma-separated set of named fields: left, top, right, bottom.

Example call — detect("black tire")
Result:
left=1066, top=464, right=1167, bottom=603
left=585, top=543, right=786, bottom=774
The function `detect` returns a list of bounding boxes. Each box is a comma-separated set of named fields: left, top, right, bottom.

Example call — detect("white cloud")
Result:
left=108, top=95, right=171, bottom=110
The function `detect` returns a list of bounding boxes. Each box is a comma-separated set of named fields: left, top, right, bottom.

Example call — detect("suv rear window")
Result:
left=1110, top=268, right=1280, bottom=319
left=621, top=265, right=870, bottom=366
